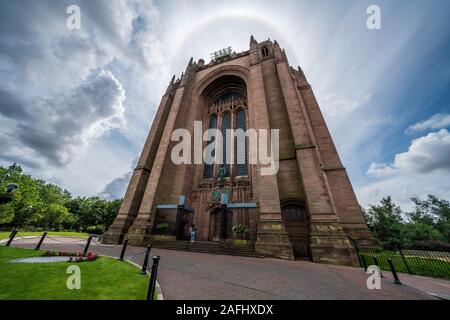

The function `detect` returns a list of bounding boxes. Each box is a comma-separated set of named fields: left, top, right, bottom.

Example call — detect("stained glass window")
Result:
left=236, top=110, right=248, bottom=176
left=203, top=115, right=217, bottom=179
left=221, top=112, right=231, bottom=177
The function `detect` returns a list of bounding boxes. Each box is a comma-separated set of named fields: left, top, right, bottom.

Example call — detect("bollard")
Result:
left=373, top=256, right=383, bottom=278
left=387, top=258, right=401, bottom=284
left=5, top=229, right=18, bottom=247
left=147, top=255, right=160, bottom=300
left=8, top=227, right=17, bottom=238
left=83, top=235, right=93, bottom=256
left=141, top=245, right=152, bottom=275
left=360, top=254, right=368, bottom=271
left=120, top=238, right=129, bottom=261
left=35, top=231, right=48, bottom=250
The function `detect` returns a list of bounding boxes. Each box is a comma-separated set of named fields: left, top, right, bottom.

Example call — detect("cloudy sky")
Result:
left=0, top=0, right=449, bottom=210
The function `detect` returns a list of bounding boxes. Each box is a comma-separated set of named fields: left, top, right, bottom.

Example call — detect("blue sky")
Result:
left=0, top=0, right=449, bottom=210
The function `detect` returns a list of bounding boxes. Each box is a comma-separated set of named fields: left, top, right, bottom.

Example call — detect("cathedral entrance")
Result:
left=152, top=196, right=194, bottom=240
left=152, top=208, right=194, bottom=240
left=208, top=208, right=233, bottom=241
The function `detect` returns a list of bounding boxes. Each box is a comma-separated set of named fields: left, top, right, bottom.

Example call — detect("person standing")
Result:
left=190, top=224, right=197, bottom=242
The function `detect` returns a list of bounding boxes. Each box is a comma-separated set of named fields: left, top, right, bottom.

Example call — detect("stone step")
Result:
left=143, top=240, right=262, bottom=258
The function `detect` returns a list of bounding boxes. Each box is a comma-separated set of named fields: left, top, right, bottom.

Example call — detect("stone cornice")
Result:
left=322, top=167, right=346, bottom=172
left=134, top=166, right=151, bottom=173
left=295, top=144, right=316, bottom=150
left=297, top=84, right=311, bottom=91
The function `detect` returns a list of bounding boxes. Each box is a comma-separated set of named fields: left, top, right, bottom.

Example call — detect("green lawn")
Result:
left=360, top=251, right=450, bottom=280
left=0, top=247, right=154, bottom=300
left=0, top=231, right=89, bottom=240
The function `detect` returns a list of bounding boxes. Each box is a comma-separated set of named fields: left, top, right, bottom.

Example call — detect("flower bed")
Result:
left=42, top=250, right=98, bottom=262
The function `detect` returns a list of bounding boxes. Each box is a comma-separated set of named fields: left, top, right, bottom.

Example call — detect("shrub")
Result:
left=85, top=225, right=105, bottom=235
left=232, top=225, right=250, bottom=239
left=156, top=223, right=169, bottom=234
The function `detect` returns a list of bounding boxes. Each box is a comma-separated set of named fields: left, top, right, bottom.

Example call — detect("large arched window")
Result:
left=214, top=91, right=244, bottom=104
left=203, top=115, right=217, bottom=179
left=236, top=110, right=248, bottom=176
left=221, top=112, right=231, bottom=177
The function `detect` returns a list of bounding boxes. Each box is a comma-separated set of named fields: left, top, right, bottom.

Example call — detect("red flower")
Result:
left=87, top=254, right=97, bottom=261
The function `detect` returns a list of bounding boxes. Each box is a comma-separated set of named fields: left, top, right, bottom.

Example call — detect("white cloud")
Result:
left=368, top=129, right=450, bottom=177
left=406, top=113, right=450, bottom=133
left=357, top=170, right=450, bottom=211
left=367, top=162, right=397, bottom=178
left=99, top=171, right=132, bottom=200
left=1, top=70, right=125, bottom=166
left=99, top=155, right=138, bottom=200
left=1, top=0, right=449, bottom=202
left=361, top=129, right=450, bottom=209
left=321, top=93, right=371, bottom=119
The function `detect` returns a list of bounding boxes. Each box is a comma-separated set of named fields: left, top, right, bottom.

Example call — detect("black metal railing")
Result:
left=351, top=238, right=450, bottom=280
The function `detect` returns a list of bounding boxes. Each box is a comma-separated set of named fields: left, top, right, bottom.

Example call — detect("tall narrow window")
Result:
left=221, top=112, right=231, bottom=177
left=236, top=110, right=248, bottom=176
left=203, top=115, right=217, bottom=179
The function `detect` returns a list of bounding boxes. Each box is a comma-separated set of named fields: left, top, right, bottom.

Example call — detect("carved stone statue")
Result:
left=218, top=164, right=226, bottom=185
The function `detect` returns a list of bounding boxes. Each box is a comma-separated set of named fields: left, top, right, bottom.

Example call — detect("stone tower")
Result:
left=103, top=36, right=371, bottom=266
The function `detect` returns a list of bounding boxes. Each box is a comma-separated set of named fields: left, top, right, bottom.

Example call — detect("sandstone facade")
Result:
left=103, top=36, right=372, bottom=266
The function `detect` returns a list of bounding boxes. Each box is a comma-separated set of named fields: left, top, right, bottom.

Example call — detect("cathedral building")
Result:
left=103, top=36, right=371, bottom=266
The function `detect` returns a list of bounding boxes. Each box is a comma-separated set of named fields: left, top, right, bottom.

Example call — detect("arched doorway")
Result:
left=281, top=199, right=310, bottom=259
left=208, top=208, right=233, bottom=241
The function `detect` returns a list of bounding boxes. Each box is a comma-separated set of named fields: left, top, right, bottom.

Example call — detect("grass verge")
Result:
left=0, top=231, right=89, bottom=240
left=0, top=246, right=153, bottom=300
left=361, top=251, right=450, bottom=280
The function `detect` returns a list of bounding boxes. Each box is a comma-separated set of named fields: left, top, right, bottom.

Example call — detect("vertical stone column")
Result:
left=126, top=85, right=188, bottom=244
left=275, top=60, right=359, bottom=266
left=125, top=59, right=197, bottom=245
left=296, top=69, right=371, bottom=239
left=248, top=62, right=294, bottom=260
left=103, top=81, right=177, bottom=244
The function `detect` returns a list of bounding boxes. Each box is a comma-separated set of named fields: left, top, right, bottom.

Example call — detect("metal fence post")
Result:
left=83, top=235, right=93, bottom=256
left=35, top=231, right=47, bottom=250
left=351, top=238, right=363, bottom=267
left=5, top=229, right=18, bottom=246
left=120, top=238, right=129, bottom=261
left=141, top=245, right=152, bottom=275
left=373, top=256, right=383, bottom=278
left=360, top=254, right=368, bottom=271
left=398, top=249, right=412, bottom=274
left=147, top=255, right=160, bottom=300
left=387, top=258, right=401, bottom=284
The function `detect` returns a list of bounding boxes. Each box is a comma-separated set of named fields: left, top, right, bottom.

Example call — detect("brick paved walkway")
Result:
left=6, top=236, right=449, bottom=300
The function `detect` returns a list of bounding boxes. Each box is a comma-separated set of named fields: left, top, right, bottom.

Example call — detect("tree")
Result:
left=364, top=196, right=405, bottom=248
left=407, top=195, right=450, bottom=243
left=104, top=199, right=121, bottom=228
left=402, top=222, right=445, bottom=243
left=65, top=196, right=121, bottom=233
left=0, top=165, right=41, bottom=227
left=36, top=203, right=72, bottom=230
left=0, top=165, right=120, bottom=233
